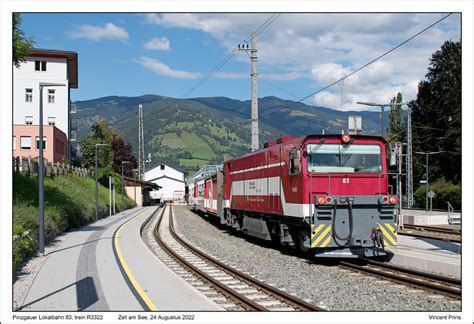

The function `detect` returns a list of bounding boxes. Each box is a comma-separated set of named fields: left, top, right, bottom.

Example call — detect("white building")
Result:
left=144, top=164, right=185, bottom=202
left=14, top=48, right=78, bottom=159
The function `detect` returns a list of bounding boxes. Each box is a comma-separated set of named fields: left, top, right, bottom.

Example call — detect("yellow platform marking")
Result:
left=312, top=225, right=331, bottom=247
left=114, top=208, right=159, bottom=311
left=380, top=224, right=397, bottom=246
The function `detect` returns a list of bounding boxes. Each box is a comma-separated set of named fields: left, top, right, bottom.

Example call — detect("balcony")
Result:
left=70, top=103, right=77, bottom=115
left=71, top=119, right=78, bottom=130
left=70, top=130, right=77, bottom=142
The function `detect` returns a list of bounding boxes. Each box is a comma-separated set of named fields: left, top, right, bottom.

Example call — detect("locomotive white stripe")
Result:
left=229, top=162, right=285, bottom=175
left=230, top=176, right=311, bottom=217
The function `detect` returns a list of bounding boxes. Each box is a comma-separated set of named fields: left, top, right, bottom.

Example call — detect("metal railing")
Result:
left=447, top=201, right=460, bottom=224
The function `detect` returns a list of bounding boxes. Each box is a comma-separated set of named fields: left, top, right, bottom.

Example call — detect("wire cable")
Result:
left=182, top=14, right=280, bottom=98
left=261, top=13, right=454, bottom=118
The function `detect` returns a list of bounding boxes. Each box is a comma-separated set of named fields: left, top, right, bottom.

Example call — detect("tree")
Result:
left=13, top=13, right=34, bottom=68
left=386, top=92, right=405, bottom=143
left=410, top=40, right=461, bottom=185
left=111, top=136, right=138, bottom=177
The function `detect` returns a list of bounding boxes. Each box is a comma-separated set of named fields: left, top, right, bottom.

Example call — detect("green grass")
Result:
left=13, top=173, right=135, bottom=273
left=178, top=158, right=208, bottom=168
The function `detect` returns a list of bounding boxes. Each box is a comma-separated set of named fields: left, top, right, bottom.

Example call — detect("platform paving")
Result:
left=387, top=235, right=461, bottom=278
left=19, top=207, right=223, bottom=311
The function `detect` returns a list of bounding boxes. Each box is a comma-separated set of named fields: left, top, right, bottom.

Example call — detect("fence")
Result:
left=12, top=156, right=91, bottom=178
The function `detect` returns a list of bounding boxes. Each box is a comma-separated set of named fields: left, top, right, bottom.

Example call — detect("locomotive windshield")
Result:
left=306, top=144, right=382, bottom=173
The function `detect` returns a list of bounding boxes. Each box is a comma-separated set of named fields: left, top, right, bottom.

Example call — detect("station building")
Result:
left=13, top=48, right=78, bottom=162
left=144, top=164, right=186, bottom=203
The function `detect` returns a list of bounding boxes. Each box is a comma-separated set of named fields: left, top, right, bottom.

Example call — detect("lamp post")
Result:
left=38, top=82, right=65, bottom=255
left=356, top=101, right=408, bottom=137
left=95, top=143, right=108, bottom=221
left=415, top=151, right=445, bottom=212
left=121, top=161, right=131, bottom=211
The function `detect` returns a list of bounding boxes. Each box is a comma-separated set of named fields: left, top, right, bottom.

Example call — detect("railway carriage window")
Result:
left=306, top=144, right=382, bottom=173
left=289, top=148, right=301, bottom=175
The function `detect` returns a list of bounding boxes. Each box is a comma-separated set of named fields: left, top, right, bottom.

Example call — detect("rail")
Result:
left=154, top=205, right=324, bottom=311
left=339, top=259, right=461, bottom=300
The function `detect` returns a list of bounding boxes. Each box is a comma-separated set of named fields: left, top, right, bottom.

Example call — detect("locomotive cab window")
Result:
left=289, top=148, right=301, bottom=175
left=306, top=144, right=382, bottom=173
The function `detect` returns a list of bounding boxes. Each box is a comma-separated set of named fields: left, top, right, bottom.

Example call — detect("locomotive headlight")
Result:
left=317, top=196, right=326, bottom=205
left=389, top=196, right=398, bottom=205
left=341, top=134, right=351, bottom=143
left=379, top=196, right=389, bottom=204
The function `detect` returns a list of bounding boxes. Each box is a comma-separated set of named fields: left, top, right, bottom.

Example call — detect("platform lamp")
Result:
left=121, top=161, right=131, bottom=211
left=95, top=143, right=108, bottom=221
left=38, top=82, right=65, bottom=255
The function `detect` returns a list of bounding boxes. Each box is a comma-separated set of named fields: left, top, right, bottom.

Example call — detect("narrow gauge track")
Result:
left=399, top=225, right=461, bottom=243
left=402, top=224, right=461, bottom=235
left=153, top=205, right=324, bottom=311
left=339, top=259, right=461, bottom=300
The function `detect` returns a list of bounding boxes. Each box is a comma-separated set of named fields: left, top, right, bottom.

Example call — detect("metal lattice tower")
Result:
left=406, top=106, right=414, bottom=207
left=138, top=104, right=145, bottom=180
left=239, top=30, right=259, bottom=151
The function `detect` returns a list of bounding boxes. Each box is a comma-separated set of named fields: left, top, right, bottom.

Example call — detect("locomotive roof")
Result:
left=224, top=134, right=386, bottom=163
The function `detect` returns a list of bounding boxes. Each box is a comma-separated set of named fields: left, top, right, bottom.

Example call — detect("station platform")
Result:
left=387, top=235, right=461, bottom=278
left=19, top=207, right=223, bottom=311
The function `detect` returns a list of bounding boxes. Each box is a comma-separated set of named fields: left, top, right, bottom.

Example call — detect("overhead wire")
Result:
left=261, top=13, right=454, bottom=118
left=182, top=13, right=280, bottom=98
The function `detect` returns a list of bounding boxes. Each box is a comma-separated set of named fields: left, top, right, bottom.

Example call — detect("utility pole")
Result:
left=238, top=30, right=259, bottom=151
left=138, top=104, right=145, bottom=180
left=406, top=106, right=414, bottom=208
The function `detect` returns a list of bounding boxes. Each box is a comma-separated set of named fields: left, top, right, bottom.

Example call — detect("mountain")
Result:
left=74, top=94, right=387, bottom=172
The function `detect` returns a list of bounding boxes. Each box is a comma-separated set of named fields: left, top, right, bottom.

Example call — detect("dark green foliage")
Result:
left=12, top=173, right=135, bottom=272
left=386, top=92, right=405, bottom=143
left=413, top=179, right=461, bottom=210
left=410, top=40, right=461, bottom=187
left=13, top=13, right=34, bottom=68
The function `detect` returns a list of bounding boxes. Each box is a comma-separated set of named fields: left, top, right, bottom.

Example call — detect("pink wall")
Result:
left=13, top=125, right=67, bottom=163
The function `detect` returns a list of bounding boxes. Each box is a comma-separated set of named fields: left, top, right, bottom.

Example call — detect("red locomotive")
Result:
left=188, top=134, right=398, bottom=258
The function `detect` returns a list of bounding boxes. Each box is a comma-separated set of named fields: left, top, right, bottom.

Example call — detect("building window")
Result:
left=25, top=116, right=33, bottom=125
left=48, top=89, right=55, bottom=103
left=13, top=136, right=16, bottom=151
left=35, top=60, right=47, bottom=71
left=160, top=164, right=165, bottom=170
left=48, top=117, right=56, bottom=126
left=36, top=136, right=47, bottom=150
left=25, top=88, right=33, bottom=102
left=20, top=136, right=31, bottom=150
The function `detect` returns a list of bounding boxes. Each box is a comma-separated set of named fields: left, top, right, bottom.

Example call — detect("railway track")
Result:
left=339, top=259, right=461, bottom=300
left=153, top=205, right=325, bottom=311
left=399, top=224, right=461, bottom=243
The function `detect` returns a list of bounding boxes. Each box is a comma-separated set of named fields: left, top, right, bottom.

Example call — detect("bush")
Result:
left=414, top=179, right=461, bottom=210
left=13, top=173, right=136, bottom=273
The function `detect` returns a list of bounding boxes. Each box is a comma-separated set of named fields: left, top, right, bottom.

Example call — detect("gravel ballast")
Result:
left=172, top=206, right=461, bottom=311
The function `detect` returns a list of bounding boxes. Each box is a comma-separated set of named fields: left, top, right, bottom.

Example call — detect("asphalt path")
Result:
left=20, top=206, right=221, bottom=311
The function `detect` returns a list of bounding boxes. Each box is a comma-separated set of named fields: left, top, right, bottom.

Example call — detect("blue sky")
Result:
left=21, top=13, right=460, bottom=111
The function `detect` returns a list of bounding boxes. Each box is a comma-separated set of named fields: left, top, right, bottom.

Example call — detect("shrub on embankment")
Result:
left=13, top=173, right=135, bottom=273
left=413, top=179, right=461, bottom=210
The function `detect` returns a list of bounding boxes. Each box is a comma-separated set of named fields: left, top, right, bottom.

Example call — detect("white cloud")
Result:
left=69, top=23, right=129, bottom=42
left=143, top=13, right=460, bottom=110
left=137, top=56, right=200, bottom=79
left=144, top=37, right=170, bottom=51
